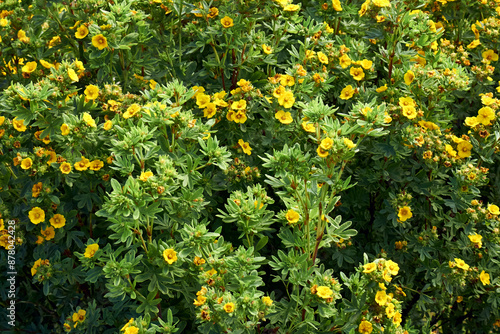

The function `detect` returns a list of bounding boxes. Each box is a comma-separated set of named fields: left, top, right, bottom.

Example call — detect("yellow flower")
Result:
left=74, top=59, right=85, bottom=73
left=84, top=243, right=99, bottom=258
left=465, top=116, right=479, bottom=127
left=477, top=106, right=495, bottom=125
left=60, top=162, right=72, bottom=174
left=262, top=44, right=272, bottom=54
left=75, top=25, right=89, bottom=39
left=454, top=258, right=469, bottom=271
left=482, top=49, right=499, bottom=63
left=220, top=16, right=234, bottom=28
left=324, top=23, right=334, bottom=34
left=280, top=74, right=295, bottom=87
left=121, top=318, right=135, bottom=332
left=89, top=160, right=104, bottom=171
left=457, top=141, right=472, bottom=158
left=457, top=295, right=463, bottom=303
left=398, top=206, right=412, bottom=222
left=206, top=268, right=217, bottom=276
left=149, top=79, right=157, bottom=90
left=83, top=112, right=96, bottom=127
left=284, top=4, right=300, bottom=11
left=196, top=94, right=211, bottom=109
left=286, top=209, right=300, bottom=224
left=41, top=226, right=55, bottom=240
left=92, top=34, right=108, bottom=50
left=363, top=262, right=376, bottom=273
left=32, top=182, right=43, bottom=198
left=18, top=29, right=30, bottom=43
left=343, top=138, right=356, bottom=149
left=163, top=248, right=178, bottom=264
left=21, top=157, right=33, bottom=170
left=302, top=121, right=316, bottom=132
left=373, top=0, right=390, bottom=6
left=74, top=156, right=90, bottom=171
left=317, top=146, right=329, bottom=158
left=393, top=311, right=402, bottom=326
left=22, top=61, right=37, bottom=74
left=50, top=214, right=66, bottom=228
left=359, top=59, right=373, bottom=70
left=358, top=0, right=370, bottom=16
left=468, top=233, right=482, bottom=248
left=223, top=302, right=235, bottom=313
left=194, top=256, right=206, bottom=265
left=316, top=286, right=333, bottom=299
left=193, top=295, right=207, bottom=306
left=238, top=139, right=252, bottom=155
left=444, top=144, right=456, bottom=157
left=376, top=84, right=388, bottom=93
left=305, top=49, right=316, bottom=60
left=103, top=120, right=113, bottom=130
left=29, top=207, right=45, bottom=225
left=375, top=290, right=388, bottom=306
left=386, top=302, right=396, bottom=318
left=262, top=296, right=273, bottom=306
left=332, top=0, right=343, bottom=11
left=31, top=259, right=42, bottom=276
left=404, top=70, right=415, bottom=85
left=207, top=7, right=219, bottom=18
left=358, top=320, right=373, bottom=334
left=140, top=171, right=153, bottom=181
left=72, top=309, right=86, bottom=323
left=320, top=137, right=334, bottom=150
left=350, top=67, right=364, bottom=81
left=340, top=85, right=355, bottom=100
left=399, top=96, right=416, bottom=108
left=313, top=73, right=324, bottom=84
left=192, top=86, right=205, bottom=99
left=275, top=110, right=293, bottom=124
left=278, top=90, right=295, bottom=108
left=385, top=260, right=399, bottom=275
left=123, top=104, right=141, bottom=119
left=339, top=54, right=351, bottom=69
left=230, top=110, right=245, bottom=123
left=68, top=68, right=79, bottom=82
left=488, top=204, right=500, bottom=215
left=124, top=326, right=139, bottom=334
left=231, top=99, right=247, bottom=110
left=479, top=270, right=490, bottom=285
left=273, top=85, right=286, bottom=99
left=84, top=85, right=99, bottom=100
left=317, top=51, right=329, bottom=64
left=467, top=40, right=481, bottom=49
left=13, top=118, right=27, bottom=132
left=402, top=106, right=417, bottom=119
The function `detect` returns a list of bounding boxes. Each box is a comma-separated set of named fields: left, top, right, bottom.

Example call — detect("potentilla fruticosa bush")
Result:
left=0, top=0, right=499, bottom=333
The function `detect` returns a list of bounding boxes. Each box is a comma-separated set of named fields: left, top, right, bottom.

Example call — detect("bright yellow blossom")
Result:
left=163, top=248, right=177, bottom=264
left=29, top=207, right=45, bottom=225
left=92, top=34, right=108, bottom=50
left=84, top=244, right=99, bottom=258
left=220, top=16, right=234, bottom=28
left=50, top=214, right=66, bottom=228
left=398, top=206, right=412, bottom=222
left=286, top=209, right=300, bottom=224
left=75, top=25, right=89, bottom=39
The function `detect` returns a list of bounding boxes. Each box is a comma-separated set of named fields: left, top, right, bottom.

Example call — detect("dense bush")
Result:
left=0, top=0, right=499, bottom=333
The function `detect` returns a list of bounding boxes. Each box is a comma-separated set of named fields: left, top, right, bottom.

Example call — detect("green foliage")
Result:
left=1, top=0, right=500, bottom=333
